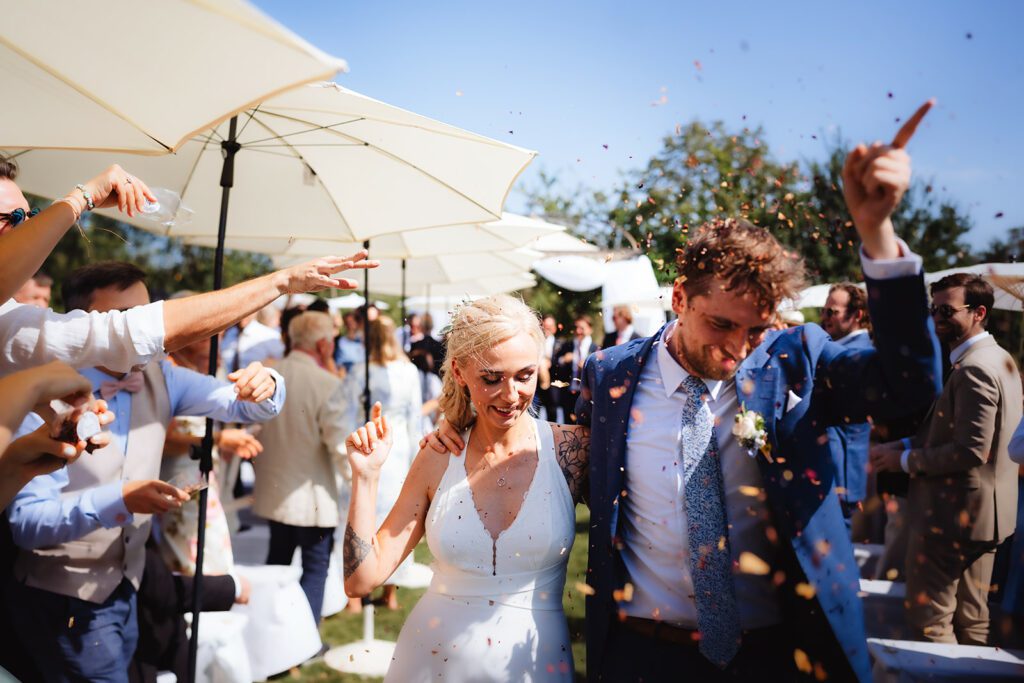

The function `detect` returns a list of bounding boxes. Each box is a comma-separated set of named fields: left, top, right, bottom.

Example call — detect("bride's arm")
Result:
left=552, top=423, right=590, bottom=505
left=343, top=406, right=446, bottom=596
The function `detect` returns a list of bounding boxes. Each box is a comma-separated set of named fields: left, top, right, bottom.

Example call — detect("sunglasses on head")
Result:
left=928, top=303, right=973, bottom=319
left=0, top=207, right=40, bottom=228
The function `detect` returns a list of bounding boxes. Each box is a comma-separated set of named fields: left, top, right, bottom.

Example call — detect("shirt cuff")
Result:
left=900, top=449, right=911, bottom=473
left=859, top=238, right=923, bottom=280
left=125, top=300, right=167, bottom=362
left=87, top=481, right=134, bottom=528
left=265, top=368, right=287, bottom=414
left=901, top=437, right=913, bottom=449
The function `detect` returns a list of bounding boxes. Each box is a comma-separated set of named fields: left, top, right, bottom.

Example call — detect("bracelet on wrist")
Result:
left=51, top=197, right=82, bottom=223
left=74, top=184, right=95, bottom=211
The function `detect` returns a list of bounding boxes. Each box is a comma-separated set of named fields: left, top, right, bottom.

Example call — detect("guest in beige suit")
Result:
left=252, top=311, right=350, bottom=624
left=872, top=273, right=1022, bottom=644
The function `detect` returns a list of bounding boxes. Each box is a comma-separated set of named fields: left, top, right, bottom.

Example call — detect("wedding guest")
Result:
left=345, top=295, right=586, bottom=680
left=5, top=261, right=285, bottom=683
left=602, top=305, right=640, bottom=349
left=0, top=153, right=376, bottom=378
left=536, top=314, right=561, bottom=421
left=12, top=271, right=52, bottom=308
left=252, top=311, right=349, bottom=624
left=342, top=316, right=422, bottom=609
left=335, top=309, right=366, bottom=372
left=821, top=282, right=873, bottom=525
left=872, top=273, right=1021, bottom=645
left=221, top=305, right=286, bottom=374
left=409, top=313, right=445, bottom=377
left=553, top=314, right=597, bottom=424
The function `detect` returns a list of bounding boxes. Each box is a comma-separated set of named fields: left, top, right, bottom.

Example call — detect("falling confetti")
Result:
left=738, top=551, right=770, bottom=575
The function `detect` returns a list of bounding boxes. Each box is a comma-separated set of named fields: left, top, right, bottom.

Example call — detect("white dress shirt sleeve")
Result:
left=0, top=299, right=165, bottom=376
left=859, top=238, right=923, bottom=280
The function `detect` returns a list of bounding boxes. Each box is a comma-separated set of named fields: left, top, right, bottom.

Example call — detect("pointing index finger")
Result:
left=892, top=98, right=936, bottom=149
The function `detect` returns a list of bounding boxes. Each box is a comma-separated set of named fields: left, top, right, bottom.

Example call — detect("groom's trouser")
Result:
left=598, top=618, right=799, bottom=682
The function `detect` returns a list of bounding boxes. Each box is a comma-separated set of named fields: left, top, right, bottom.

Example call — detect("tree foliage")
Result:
left=31, top=195, right=273, bottom=311
left=521, top=120, right=977, bottom=293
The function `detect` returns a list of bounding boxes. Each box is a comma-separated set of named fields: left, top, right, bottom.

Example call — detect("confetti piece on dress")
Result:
left=575, top=582, right=595, bottom=596
left=795, top=582, right=816, bottom=599
left=794, top=649, right=813, bottom=674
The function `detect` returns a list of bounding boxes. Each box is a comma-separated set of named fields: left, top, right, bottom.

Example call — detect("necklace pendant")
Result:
left=496, top=476, right=507, bottom=487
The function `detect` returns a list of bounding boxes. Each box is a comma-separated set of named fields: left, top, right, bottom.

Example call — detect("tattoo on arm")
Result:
left=556, top=427, right=590, bottom=503
left=343, top=523, right=373, bottom=580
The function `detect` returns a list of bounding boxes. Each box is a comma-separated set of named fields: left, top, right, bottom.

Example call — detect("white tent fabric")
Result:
left=533, top=255, right=609, bottom=291
left=12, top=83, right=536, bottom=244
left=0, top=0, right=345, bottom=154
left=600, top=258, right=667, bottom=336
left=184, top=212, right=563, bottom=259
left=529, top=231, right=600, bottom=254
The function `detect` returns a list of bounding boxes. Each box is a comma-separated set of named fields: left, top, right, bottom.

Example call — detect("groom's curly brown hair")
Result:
left=675, top=217, right=805, bottom=311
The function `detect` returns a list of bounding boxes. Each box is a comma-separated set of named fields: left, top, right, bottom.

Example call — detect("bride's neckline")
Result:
left=461, top=417, right=542, bottom=575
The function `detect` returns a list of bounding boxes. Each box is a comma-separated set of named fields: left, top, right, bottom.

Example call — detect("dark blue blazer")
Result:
left=828, top=331, right=875, bottom=510
left=577, top=273, right=941, bottom=682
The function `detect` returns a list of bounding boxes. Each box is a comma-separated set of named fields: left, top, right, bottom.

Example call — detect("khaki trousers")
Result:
left=905, top=532, right=998, bottom=645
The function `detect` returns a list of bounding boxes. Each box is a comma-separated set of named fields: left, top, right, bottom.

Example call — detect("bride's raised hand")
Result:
left=347, top=402, right=393, bottom=479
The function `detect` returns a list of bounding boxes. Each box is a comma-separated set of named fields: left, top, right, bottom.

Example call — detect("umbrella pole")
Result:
left=362, top=239, right=371, bottom=422
left=189, top=115, right=241, bottom=682
left=401, top=259, right=407, bottom=351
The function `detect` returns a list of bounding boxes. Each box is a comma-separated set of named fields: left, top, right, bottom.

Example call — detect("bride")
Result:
left=343, top=295, right=588, bottom=681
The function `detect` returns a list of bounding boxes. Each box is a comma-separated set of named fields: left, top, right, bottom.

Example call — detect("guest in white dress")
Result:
left=343, top=315, right=423, bottom=610
left=344, top=295, right=589, bottom=681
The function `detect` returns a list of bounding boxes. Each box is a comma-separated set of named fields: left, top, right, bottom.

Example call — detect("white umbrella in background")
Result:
left=0, top=0, right=345, bottom=153
left=8, top=63, right=536, bottom=683
left=1, top=3, right=349, bottom=677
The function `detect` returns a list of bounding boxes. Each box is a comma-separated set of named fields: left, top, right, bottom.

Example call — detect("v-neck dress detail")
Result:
left=384, top=417, right=575, bottom=681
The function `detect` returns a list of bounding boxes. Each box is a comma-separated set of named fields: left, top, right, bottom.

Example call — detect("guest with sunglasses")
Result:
left=0, top=153, right=377, bottom=379
left=871, top=273, right=1022, bottom=645
left=820, top=283, right=874, bottom=529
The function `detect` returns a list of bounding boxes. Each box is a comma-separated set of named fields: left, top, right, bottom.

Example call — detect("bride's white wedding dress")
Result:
left=384, top=417, right=576, bottom=681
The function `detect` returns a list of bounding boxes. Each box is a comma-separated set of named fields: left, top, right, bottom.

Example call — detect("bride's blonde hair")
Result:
left=439, top=295, right=544, bottom=431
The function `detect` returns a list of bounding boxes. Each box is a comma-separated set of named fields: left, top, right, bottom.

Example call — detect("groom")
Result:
left=579, top=102, right=941, bottom=682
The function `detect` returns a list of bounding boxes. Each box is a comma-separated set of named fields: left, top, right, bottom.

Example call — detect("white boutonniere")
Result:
left=733, top=404, right=772, bottom=462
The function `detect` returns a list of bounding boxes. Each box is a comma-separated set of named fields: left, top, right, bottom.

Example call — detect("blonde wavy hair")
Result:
left=439, top=295, right=544, bottom=431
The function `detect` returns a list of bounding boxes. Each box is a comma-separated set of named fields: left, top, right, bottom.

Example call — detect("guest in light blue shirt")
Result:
left=4, top=261, right=286, bottom=683
left=8, top=359, right=284, bottom=549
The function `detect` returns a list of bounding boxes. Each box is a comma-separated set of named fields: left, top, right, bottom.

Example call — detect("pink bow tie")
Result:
left=99, top=371, right=144, bottom=400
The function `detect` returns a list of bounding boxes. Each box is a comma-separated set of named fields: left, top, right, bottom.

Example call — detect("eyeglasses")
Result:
left=928, top=303, right=973, bottom=319
left=820, top=307, right=846, bottom=319
left=0, top=207, right=40, bottom=228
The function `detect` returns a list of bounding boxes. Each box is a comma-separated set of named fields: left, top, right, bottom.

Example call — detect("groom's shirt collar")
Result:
left=657, top=320, right=723, bottom=401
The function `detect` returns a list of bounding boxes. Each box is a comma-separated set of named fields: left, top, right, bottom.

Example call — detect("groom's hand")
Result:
left=842, top=99, right=934, bottom=259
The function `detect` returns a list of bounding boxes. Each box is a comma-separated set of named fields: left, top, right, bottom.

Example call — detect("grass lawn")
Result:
left=292, top=506, right=590, bottom=682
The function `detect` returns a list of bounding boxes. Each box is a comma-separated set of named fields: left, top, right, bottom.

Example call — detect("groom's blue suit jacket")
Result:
left=577, top=272, right=941, bottom=682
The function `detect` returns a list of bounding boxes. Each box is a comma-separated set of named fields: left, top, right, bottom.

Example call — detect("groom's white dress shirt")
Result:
left=620, top=321, right=782, bottom=629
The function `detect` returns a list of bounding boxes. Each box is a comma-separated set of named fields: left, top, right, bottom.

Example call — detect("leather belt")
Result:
left=620, top=616, right=699, bottom=646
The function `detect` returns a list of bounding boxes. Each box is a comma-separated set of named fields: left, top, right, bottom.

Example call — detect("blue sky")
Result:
left=254, top=0, right=1021, bottom=251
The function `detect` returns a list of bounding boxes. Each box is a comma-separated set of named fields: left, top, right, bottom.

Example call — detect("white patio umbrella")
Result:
left=0, top=0, right=345, bottom=153
left=8, top=83, right=535, bottom=680
left=2, top=4, right=348, bottom=677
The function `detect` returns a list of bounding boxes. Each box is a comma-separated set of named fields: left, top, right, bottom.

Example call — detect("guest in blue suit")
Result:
left=820, top=282, right=874, bottom=524
left=579, top=103, right=942, bottom=682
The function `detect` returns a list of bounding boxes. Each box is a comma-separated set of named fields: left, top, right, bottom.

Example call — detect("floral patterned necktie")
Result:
left=680, top=375, right=741, bottom=668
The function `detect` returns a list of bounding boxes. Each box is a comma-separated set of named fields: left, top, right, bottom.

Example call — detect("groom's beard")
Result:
left=677, top=335, right=740, bottom=382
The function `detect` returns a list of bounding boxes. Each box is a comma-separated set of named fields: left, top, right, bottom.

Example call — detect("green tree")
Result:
left=980, top=226, right=1024, bottom=262
left=32, top=197, right=273, bottom=311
